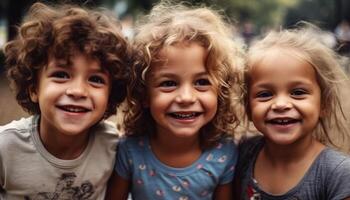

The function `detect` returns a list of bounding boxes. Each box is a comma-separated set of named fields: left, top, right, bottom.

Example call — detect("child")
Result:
left=106, top=2, right=244, bottom=200
left=1, top=2, right=133, bottom=199
left=234, top=25, right=350, bottom=199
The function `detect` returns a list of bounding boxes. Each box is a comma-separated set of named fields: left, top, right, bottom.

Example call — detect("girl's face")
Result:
left=30, top=53, right=110, bottom=141
left=248, top=48, right=322, bottom=146
left=146, top=42, right=218, bottom=140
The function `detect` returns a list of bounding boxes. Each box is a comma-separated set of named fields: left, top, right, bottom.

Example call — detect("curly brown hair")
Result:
left=4, top=2, right=134, bottom=118
left=124, top=1, right=245, bottom=148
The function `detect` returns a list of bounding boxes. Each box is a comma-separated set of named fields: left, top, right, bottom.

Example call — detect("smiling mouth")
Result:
left=168, top=112, right=202, bottom=119
left=267, top=118, right=301, bottom=125
left=57, top=105, right=91, bottom=113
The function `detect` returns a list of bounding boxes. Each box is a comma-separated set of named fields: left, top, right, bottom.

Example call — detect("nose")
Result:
left=271, top=95, right=292, bottom=111
left=175, top=84, right=196, bottom=104
left=65, top=78, right=88, bottom=99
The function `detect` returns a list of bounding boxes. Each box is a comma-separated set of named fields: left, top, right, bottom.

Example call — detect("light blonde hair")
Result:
left=245, top=23, right=350, bottom=151
left=124, top=1, right=245, bottom=148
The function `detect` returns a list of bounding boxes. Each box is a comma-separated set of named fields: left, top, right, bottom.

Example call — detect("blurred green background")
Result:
left=0, top=0, right=350, bottom=125
left=1, top=0, right=350, bottom=69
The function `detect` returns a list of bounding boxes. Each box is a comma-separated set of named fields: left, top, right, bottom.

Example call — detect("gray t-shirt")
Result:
left=0, top=115, right=119, bottom=200
left=234, top=136, right=350, bottom=200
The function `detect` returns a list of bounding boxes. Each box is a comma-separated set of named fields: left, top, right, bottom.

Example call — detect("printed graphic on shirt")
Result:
left=24, top=172, right=94, bottom=200
left=247, top=185, right=261, bottom=200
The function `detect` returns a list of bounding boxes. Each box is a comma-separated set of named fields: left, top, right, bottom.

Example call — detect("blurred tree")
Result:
left=284, top=0, right=350, bottom=30
left=4, top=0, right=105, bottom=41
left=107, top=0, right=300, bottom=32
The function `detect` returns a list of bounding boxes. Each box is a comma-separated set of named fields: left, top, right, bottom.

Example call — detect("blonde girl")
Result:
left=235, top=24, right=350, bottom=200
left=106, top=1, right=244, bottom=200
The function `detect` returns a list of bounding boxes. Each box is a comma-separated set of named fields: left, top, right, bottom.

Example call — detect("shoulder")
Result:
left=212, top=136, right=238, bottom=155
left=237, top=135, right=264, bottom=156
left=313, top=148, right=350, bottom=199
left=318, top=148, right=350, bottom=172
left=92, top=120, right=119, bottom=139
left=235, top=135, right=263, bottom=176
left=0, top=116, right=33, bottom=133
left=117, top=135, right=147, bottom=150
left=90, top=120, right=120, bottom=150
left=0, top=116, right=34, bottom=147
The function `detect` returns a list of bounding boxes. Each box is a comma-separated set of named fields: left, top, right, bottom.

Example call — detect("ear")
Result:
left=319, top=107, right=326, bottom=118
left=29, top=86, right=38, bottom=103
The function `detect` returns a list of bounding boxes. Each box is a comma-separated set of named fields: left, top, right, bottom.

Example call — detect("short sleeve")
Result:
left=327, top=157, right=350, bottom=199
left=114, top=139, right=132, bottom=180
left=218, top=139, right=238, bottom=185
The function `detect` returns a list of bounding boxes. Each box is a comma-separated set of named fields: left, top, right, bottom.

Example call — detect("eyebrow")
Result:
left=152, top=71, right=209, bottom=77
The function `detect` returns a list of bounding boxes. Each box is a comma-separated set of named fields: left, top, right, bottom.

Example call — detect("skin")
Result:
left=248, top=48, right=325, bottom=195
left=106, top=42, right=232, bottom=200
left=30, top=53, right=110, bottom=159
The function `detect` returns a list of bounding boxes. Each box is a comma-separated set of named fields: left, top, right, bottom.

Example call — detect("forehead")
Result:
left=149, top=43, right=208, bottom=75
left=249, top=48, right=318, bottom=85
left=47, top=53, right=103, bottom=70
left=158, top=42, right=207, bottom=61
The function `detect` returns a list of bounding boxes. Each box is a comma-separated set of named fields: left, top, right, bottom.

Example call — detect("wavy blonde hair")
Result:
left=124, top=1, right=245, bottom=148
left=5, top=2, right=134, bottom=118
left=245, top=23, right=350, bottom=151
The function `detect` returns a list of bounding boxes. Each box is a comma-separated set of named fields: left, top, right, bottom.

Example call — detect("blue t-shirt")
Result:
left=115, top=135, right=238, bottom=199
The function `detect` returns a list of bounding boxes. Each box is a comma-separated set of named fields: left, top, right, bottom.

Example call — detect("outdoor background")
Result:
left=0, top=0, right=349, bottom=133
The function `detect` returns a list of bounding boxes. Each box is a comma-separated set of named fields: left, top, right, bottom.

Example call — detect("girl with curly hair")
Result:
left=106, top=1, right=244, bottom=199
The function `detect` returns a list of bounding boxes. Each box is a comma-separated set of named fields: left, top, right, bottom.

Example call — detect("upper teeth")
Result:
left=61, top=106, right=88, bottom=112
left=171, top=113, right=197, bottom=118
left=276, top=119, right=289, bottom=123
left=66, top=107, right=85, bottom=112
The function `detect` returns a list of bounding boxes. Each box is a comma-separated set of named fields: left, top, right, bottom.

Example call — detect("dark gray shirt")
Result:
left=234, top=136, right=350, bottom=200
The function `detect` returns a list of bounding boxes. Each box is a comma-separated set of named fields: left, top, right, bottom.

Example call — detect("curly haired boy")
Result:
left=0, top=2, right=133, bottom=199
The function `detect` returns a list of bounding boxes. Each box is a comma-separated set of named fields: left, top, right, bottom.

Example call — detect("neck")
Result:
left=39, top=122, right=90, bottom=160
left=263, top=136, right=325, bottom=164
left=150, top=133, right=202, bottom=168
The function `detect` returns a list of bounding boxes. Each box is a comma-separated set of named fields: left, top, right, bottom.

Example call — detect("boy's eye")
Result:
left=159, top=80, right=177, bottom=87
left=291, top=88, right=308, bottom=98
left=89, top=75, right=106, bottom=85
left=255, top=91, right=273, bottom=100
left=52, top=71, right=69, bottom=79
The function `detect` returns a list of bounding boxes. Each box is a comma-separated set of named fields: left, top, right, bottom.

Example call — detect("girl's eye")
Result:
left=195, top=78, right=211, bottom=86
left=194, top=78, right=211, bottom=91
left=291, top=88, right=308, bottom=98
left=89, top=75, right=106, bottom=85
left=52, top=71, right=69, bottom=79
left=159, top=80, right=177, bottom=87
left=255, top=91, right=273, bottom=100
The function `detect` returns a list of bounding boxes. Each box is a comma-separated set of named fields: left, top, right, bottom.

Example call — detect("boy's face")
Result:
left=248, top=48, right=322, bottom=146
left=145, top=42, right=218, bottom=140
left=30, top=53, right=110, bottom=139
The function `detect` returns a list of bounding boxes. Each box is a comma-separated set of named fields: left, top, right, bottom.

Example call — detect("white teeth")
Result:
left=66, top=107, right=85, bottom=112
left=60, top=106, right=88, bottom=113
left=170, top=113, right=198, bottom=119
left=177, top=113, right=195, bottom=118
left=271, top=118, right=299, bottom=125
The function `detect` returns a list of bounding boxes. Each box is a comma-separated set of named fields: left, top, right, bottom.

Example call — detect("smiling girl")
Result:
left=106, top=2, right=244, bottom=200
left=234, top=24, right=350, bottom=200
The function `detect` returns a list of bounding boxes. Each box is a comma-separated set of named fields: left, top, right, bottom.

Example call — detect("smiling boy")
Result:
left=0, top=2, right=132, bottom=199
